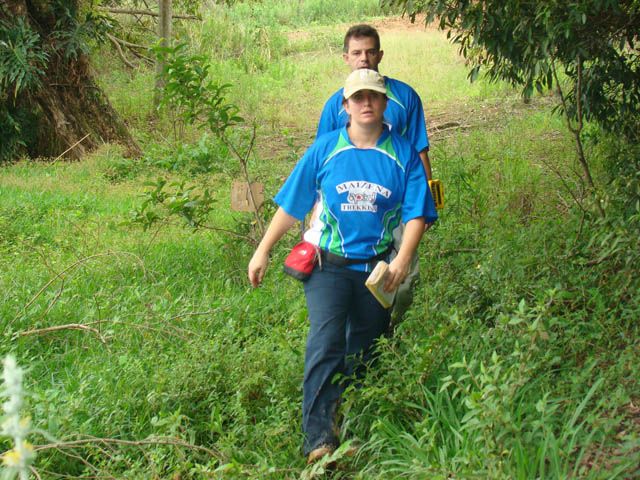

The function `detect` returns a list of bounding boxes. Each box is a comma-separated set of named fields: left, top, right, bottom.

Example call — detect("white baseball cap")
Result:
left=343, top=69, right=386, bottom=99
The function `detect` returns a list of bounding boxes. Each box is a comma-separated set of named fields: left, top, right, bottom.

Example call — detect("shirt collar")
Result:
left=341, top=124, right=391, bottom=147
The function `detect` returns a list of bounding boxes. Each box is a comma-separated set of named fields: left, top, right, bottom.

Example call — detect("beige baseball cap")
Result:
left=343, top=69, right=387, bottom=99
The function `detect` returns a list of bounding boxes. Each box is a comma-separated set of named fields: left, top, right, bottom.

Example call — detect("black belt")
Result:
left=319, top=244, right=394, bottom=267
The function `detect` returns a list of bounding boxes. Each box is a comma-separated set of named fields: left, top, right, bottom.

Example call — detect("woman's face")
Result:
left=344, top=90, right=387, bottom=127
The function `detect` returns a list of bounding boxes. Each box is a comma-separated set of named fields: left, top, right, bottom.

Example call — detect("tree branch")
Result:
left=221, top=125, right=265, bottom=236
left=100, top=7, right=199, bottom=20
left=114, top=36, right=154, bottom=63
left=106, top=33, right=136, bottom=69
left=550, top=58, right=605, bottom=218
left=537, top=155, right=587, bottom=214
left=161, top=220, right=258, bottom=245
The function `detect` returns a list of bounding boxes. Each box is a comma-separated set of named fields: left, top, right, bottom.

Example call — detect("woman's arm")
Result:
left=248, top=207, right=298, bottom=287
left=384, top=217, right=425, bottom=292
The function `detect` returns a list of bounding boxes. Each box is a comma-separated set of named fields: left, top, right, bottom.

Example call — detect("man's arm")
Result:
left=394, top=79, right=429, bottom=177
left=419, top=149, right=432, bottom=181
left=418, top=149, right=435, bottom=230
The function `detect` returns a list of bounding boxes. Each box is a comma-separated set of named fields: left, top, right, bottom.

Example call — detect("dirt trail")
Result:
left=268, top=16, right=556, bottom=161
left=369, top=14, right=436, bottom=33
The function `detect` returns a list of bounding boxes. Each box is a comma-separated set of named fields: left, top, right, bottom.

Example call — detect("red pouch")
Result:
left=283, top=241, right=319, bottom=281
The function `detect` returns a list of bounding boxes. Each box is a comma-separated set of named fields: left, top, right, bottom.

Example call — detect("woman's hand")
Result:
left=248, top=250, right=269, bottom=288
left=384, top=254, right=411, bottom=293
left=246, top=207, right=298, bottom=288
left=383, top=217, right=426, bottom=292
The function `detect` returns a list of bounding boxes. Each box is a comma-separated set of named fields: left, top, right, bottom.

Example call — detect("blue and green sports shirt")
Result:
left=316, top=76, right=430, bottom=154
left=275, top=126, right=437, bottom=272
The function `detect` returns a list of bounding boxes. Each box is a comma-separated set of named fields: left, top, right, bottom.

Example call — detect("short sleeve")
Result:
left=316, top=90, right=343, bottom=138
left=274, top=146, right=320, bottom=221
left=402, top=149, right=437, bottom=223
left=405, top=89, right=430, bottom=153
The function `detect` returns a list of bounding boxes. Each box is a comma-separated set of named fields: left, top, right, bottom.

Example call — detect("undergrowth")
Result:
left=1, top=1, right=638, bottom=478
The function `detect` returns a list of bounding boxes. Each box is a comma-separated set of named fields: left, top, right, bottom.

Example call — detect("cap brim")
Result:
left=343, top=86, right=387, bottom=99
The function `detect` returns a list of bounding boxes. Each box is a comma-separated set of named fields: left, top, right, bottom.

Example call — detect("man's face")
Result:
left=343, top=36, right=384, bottom=72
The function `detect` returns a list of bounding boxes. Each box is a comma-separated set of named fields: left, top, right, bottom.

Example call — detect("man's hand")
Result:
left=248, top=250, right=269, bottom=288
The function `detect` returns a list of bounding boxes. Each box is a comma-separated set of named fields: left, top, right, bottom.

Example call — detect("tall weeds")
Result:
left=0, top=3, right=637, bottom=477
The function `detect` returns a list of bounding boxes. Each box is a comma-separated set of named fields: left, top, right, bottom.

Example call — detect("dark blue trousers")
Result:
left=301, top=262, right=390, bottom=455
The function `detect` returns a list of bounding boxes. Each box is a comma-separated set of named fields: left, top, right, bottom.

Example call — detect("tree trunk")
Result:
left=1, top=0, right=141, bottom=160
left=154, top=0, right=172, bottom=105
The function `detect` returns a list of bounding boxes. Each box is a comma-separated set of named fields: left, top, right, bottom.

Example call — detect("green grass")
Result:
left=1, top=1, right=639, bottom=478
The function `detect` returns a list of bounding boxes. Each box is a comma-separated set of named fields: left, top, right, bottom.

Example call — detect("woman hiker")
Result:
left=247, top=69, right=438, bottom=463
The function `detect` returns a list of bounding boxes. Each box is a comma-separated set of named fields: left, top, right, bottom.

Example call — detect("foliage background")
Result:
left=1, top=0, right=639, bottom=478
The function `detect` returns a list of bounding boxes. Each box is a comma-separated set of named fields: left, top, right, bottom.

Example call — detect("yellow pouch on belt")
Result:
left=429, top=179, right=444, bottom=210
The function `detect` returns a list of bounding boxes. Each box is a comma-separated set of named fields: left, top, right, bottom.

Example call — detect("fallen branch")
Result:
left=107, top=35, right=147, bottom=51
left=107, top=33, right=136, bottom=69
left=428, top=121, right=471, bottom=140
left=106, top=33, right=154, bottom=65
left=34, top=435, right=221, bottom=458
left=100, top=7, right=199, bottom=20
left=53, top=133, right=91, bottom=161
left=431, top=121, right=462, bottom=131
left=18, top=323, right=107, bottom=343
left=18, top=317, right=197, bottom=343
left=86, top=319, right=194, bottom=341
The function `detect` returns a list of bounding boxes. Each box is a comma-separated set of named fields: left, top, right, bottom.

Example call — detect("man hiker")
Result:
left=317, top=24, right=433, bottom=180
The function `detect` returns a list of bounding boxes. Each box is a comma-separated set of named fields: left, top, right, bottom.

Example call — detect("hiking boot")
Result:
left=306, top=444, right=335, bottom=465
left=344, top=441, right=360, bottom=457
